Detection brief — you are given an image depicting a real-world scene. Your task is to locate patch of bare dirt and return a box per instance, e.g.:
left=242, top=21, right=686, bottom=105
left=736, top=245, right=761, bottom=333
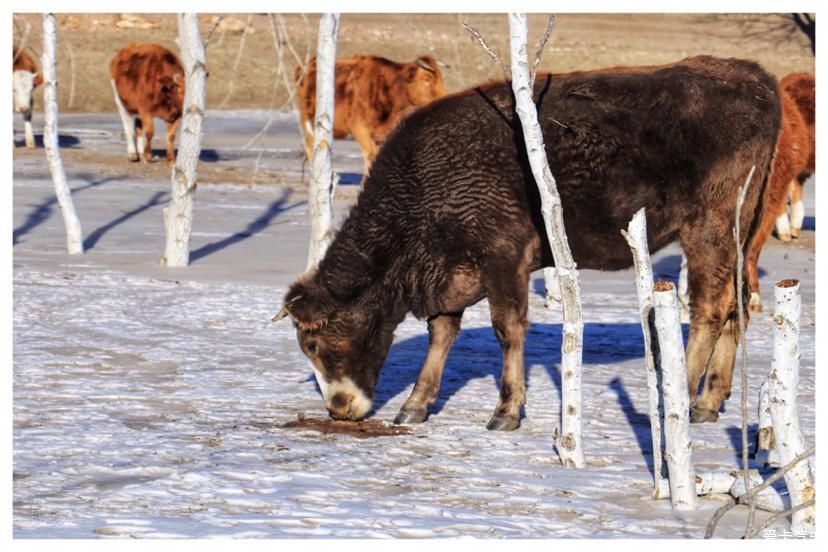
left=282, top=415, right=412, bottom=438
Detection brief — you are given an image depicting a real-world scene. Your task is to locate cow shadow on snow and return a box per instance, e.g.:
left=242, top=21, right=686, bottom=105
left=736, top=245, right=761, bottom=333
left=372, top=320, right=668, bottom=473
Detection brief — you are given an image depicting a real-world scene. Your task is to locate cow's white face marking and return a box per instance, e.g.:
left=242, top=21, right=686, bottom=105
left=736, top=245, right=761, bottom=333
left=13, top=70, right=35, bottom=113
left=308, top=361, right=330, bottom=399
left=327, top=376, right=372, bottom=420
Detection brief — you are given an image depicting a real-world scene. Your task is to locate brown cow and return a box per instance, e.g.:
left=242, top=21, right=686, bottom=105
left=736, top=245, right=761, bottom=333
left=109, top=43, right=185, bottom=164
left=296, top=54, right=445, bottom=177
left=778, top=73, right=815, bottom=240
left=13, top=46, right=43, bottom=149
left=274, top=56, right=780, bottom=429
left=747, top=72, right=814, bottom=311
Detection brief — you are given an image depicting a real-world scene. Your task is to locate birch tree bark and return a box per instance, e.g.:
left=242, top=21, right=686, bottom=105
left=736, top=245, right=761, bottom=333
left=653, top=281, right=697, bottom=510
left=621, top=208, right=665, bottom=493
left=508, top=13, right=584, bottom=468
left=768, top=279, right=815, bottom=534
left=162, top=13, right=207, bottom=267
left=306, top=13, right=340, bottom=270
left=41, top=13, right=84, bottom=254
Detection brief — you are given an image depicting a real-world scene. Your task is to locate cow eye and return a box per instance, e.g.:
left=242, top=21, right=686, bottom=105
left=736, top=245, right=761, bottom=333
left=306, top=342, right=318, bottom=355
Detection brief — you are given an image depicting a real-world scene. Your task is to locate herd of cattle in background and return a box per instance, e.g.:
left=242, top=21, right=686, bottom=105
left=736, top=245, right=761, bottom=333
left=12, top=34, right=815, bottom=427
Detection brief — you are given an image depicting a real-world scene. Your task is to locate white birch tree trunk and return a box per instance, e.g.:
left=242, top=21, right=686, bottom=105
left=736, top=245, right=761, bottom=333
left=677, top=252, right=690, bottom=323
left=655, top=469, right=760, bottom=499
left=306, top=13, right=340, bottom=271
left=621, top=208, right=665, bottom=493
left=653, top=282, right=696, bottom=510
left=161, top=13, right=207, bottom=267
left=768, top=279, right=815, bottom=534
left=41, top=13, right=83, bottom=255
left=508, top=13, right=584, bottom=468
left=755, top=380, right=779, bottom=468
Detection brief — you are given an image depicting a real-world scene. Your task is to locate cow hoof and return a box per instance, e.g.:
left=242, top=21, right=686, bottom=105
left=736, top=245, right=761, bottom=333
left=777, top=232, right=792, bottom=243
left=486, top=415, right=520, bottom=431
left=127, top=154, right=139, bottom=162
left=690, top=408, right=718, bottom=424
left=393, top=408, right=427, bottom=425
left=791, top=229, right=801, bottom=239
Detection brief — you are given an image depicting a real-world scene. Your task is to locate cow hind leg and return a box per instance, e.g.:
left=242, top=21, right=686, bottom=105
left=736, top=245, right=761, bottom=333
left=682, top=228, right=741, bottom=424
left=789, top=176, right=807, bottom=238
left=165, top=118, right=181, bottom=166
left=139, top=112, right=155, bottom=163
left=394, top=312, right=463, bottom=425
left=484, top=263, right=530, bottom=431
left=111, top=79, right=138, bottom=162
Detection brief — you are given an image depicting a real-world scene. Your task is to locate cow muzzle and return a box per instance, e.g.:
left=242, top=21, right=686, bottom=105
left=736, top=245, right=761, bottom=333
left=325, top=377, right=373, bottom=421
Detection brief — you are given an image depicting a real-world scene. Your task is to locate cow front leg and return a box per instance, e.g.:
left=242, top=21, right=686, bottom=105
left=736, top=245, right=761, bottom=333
left=394, top=312, right=463, bottom=425
left=485, top=272, right=529, bottom=431
left=22, top=110, right=35, bottom=149
left=165, top=117, right=181, bottom=166
left=682, top=228, right=741, bottom=423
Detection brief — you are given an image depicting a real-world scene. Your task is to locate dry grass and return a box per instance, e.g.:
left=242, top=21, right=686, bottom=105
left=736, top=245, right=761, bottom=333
left=13, top=13, right=814, bottom=114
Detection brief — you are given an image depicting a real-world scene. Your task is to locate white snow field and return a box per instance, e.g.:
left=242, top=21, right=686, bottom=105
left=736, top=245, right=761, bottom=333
left=13, top=112, right=815, bottom=539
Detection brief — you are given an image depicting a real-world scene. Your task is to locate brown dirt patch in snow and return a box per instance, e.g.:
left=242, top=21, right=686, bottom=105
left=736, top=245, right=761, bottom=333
left=283, top=415, right=411, bottom=438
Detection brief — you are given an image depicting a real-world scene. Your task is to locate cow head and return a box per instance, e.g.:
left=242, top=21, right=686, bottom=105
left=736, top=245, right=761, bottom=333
left=158, top=72, right=186, bottom=112
left=403, top=56, right=446, bottom=106
left=13, top=70, right=36, bottom=115
left=273, top=276, right=395, bottom=421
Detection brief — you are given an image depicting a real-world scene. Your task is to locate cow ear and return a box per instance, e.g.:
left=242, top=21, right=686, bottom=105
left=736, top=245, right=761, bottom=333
left=273, top=278, right=334, bottom=331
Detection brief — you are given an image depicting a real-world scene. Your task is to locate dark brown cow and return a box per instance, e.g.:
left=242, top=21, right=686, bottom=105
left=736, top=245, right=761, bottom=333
left=747, top=72, right=815, bottom=311
left=296, top=54, right=446, bottom=177
left=275, top=56, right=780, bottom=429
left=109, top=43, right=185, bottom=164
left=13, top=46, right=43, bottom=149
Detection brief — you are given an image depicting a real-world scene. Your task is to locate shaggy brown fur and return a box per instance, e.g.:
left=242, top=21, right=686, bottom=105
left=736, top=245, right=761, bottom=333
left=109, top=43, right=185, bottom=163
left=296, top=54, right=445, bottom=176
left=747, top=72, right=815, bottom=311
left=279, top=55, right=781, bottom=429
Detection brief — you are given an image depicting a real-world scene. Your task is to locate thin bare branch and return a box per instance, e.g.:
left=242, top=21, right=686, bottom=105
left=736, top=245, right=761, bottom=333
left=463, top=20, right=510, bottom=81
left=531, top=15, right=555, bottom=87
left=203, top=15, right=223, bottom=49
left=217, top=13, right=253, bottom=109
left=705, top=445, right=815, bottom=538
left=734, top=165, right=756, bottom=538
left=745, top=498, right=816, bottom=539
left=13, top=16, right=32, bottom=64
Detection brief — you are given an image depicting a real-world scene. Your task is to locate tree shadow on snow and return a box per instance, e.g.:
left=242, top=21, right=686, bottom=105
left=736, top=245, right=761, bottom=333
left=13, top=176, right=121, bottom=246
left=83, top=191, right=169, bottom=250
left=189, top=188, right=306, bottom=263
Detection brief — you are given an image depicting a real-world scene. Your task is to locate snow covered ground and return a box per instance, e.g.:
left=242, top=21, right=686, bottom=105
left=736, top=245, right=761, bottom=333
left=12, top=111, right=816, bottom=539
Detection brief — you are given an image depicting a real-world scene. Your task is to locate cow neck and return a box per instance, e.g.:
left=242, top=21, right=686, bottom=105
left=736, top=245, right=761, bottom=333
left=315, top=195, right=409, bottom=327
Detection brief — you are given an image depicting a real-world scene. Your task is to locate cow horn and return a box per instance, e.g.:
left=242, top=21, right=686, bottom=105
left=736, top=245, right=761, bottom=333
left=271, top=295, right=302, bottom=323
left=416, top=58, right=437, bottom=73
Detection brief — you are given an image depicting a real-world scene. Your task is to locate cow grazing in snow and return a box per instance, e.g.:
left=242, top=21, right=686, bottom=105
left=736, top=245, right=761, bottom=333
left=275, top=56, right=780, bottom=429
left=296, top=54, right=446, bottom=177
left=747, top=72, right=815, bottom=311
left=13, top=46, right=43, bottom=149
left=109, top=43, right=185, bottom=164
